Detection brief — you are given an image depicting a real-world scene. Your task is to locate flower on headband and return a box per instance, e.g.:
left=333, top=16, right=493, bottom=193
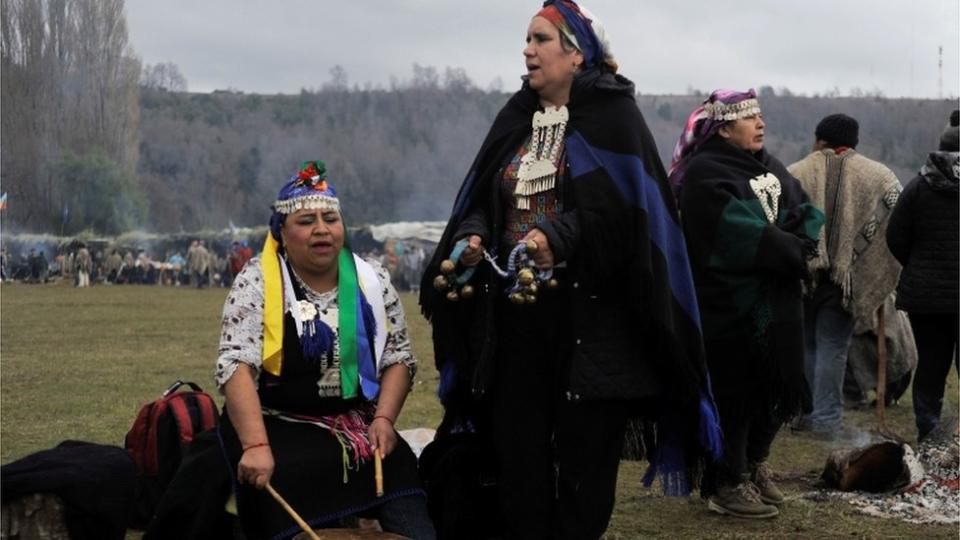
left=298, top=164, right=318, bottom=182
left=296, top=160, right=327, bottom=188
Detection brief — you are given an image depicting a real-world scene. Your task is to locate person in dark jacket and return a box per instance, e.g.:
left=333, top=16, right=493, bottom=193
left=886, top=109, right=960, bottom=441
left=670, top=89, right=823, bottom=519
left=420, top=2, right=721, bottom=538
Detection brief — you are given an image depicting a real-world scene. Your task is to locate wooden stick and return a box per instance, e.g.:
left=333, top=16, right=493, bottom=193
left=374, top=449, right=384, bottom=497
left=876, top=304, right=887, bottom=428
left=265, top=483, right=321, bottom=540
left=873, top=303, right=907, bottom=443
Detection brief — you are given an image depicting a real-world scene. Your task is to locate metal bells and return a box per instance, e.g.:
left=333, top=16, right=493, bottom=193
left=436, top=237, right=558, bottom=305
left=433, top=259, right=475, bottom=302
left=507, top=239, right=558, bottom=305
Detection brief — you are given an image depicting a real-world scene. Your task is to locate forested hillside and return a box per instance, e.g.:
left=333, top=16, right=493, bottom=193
left=3, top=1, right=955, bottom=235
left=136, top=84, right=955, bottom=231
left=136, top=74, right=509, bottom=231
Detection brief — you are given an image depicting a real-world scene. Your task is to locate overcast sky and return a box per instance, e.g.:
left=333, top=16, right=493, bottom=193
left=126, top=0, right=959, bottom=99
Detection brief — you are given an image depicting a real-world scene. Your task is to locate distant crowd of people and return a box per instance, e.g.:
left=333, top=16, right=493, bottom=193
left=1, top=247, right=51, bottom=283
left=0, top=239, right=258, bottom=289
left=1, top=238, right=436, bottom=294
left=368, top=239, right=431, bottom=293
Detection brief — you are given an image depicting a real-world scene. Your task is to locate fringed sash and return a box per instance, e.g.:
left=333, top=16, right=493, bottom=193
left=262, top=406, right=375, bottom=483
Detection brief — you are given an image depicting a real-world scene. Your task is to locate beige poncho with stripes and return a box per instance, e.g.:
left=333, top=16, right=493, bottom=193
left=788, top=149, right=902, bottom=331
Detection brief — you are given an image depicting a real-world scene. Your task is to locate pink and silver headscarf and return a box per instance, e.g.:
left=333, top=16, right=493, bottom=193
left=668, top=89, right=761, bottom=195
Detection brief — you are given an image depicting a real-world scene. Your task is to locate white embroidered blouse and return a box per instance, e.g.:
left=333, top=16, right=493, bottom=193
left=214, top=256, right=417, bottom=396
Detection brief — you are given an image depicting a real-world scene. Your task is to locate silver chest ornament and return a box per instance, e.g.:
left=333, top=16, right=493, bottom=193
left=749, top=173, right=782, bottom=223
left=515, top=106, right=569, bottom=210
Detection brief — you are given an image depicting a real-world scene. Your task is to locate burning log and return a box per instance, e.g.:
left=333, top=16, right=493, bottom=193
left=811, top=417, right=958, bottom=524
left=821, top=441, right=923, bottom=492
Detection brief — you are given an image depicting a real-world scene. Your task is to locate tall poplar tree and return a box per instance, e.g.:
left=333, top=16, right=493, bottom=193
left=1, top=0, right=142, bottom=233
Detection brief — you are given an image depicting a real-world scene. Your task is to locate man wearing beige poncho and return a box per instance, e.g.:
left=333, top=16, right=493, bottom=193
left=788, top=114, right=903, bottom=435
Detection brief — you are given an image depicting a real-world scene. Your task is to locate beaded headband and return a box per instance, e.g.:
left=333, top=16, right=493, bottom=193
left=703, top=98, right=762, bottom=122
left=668, top=88, right=760, bottom=195
left=271, top=161, right=340, bottom=215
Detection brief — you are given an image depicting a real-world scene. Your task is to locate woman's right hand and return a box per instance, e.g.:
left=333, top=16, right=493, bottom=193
left=237, top=445, right=275, bottom=489
left=459, top=235, right=484, bottom=266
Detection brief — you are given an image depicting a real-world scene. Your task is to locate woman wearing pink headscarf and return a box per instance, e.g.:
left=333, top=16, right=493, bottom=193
left=671, top=89, right=823, bottom=519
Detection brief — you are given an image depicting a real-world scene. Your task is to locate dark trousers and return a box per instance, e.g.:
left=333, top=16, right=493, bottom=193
left=492, top=294, right=628, bottom=540
left=713, top=393, right=781, bottom=486
left=909, top=312, right=959, bottom=440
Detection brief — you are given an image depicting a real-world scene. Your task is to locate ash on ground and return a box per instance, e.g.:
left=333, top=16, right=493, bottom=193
left=805, top=421, right=959, bottom=524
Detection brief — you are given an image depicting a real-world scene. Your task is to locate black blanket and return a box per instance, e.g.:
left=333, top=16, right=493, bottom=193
left=679, top=137, right=823, bottom=415
left=421, top=68, right=722, bottom=493
left=1, top=441, right=136, bottom=540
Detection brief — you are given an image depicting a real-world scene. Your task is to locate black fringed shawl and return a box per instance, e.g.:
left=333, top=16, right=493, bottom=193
left=679, top=137, right=824, bottom=416
left=420, top=69, right=723, bottom=493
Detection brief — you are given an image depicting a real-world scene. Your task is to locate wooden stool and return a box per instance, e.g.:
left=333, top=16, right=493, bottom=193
left=0, top=493, right=70, bottom=540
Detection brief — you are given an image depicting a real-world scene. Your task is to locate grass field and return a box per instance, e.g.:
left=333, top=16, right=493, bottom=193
left=1, top=281, right=957, bottom=539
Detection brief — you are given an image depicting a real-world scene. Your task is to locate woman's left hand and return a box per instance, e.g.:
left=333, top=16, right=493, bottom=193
left=368, top=416, right=398, bottom=458
left=522, top=229, right=554, bottom=269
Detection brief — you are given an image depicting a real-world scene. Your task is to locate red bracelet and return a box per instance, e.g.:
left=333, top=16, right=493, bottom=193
left=242, top=442, right=270, bottom=453
left=373, top=415, right=395, bottom=426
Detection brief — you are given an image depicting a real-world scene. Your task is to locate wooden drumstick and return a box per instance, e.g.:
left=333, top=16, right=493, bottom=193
left=375, top=448, right=384, bottom=497
left=265, top=483, right=321, bottom=540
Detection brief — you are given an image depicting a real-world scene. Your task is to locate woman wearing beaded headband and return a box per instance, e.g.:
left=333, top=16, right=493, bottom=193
left=146, top=161, right=435, bottom=540
left=420, top=2, right=722, bottom=538
left=669, top=90, right=823, bottom=519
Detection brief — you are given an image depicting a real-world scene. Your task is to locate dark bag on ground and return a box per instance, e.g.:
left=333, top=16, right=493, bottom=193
left=0, top=440, right=136, bottom=540
left=124, top=380, right=219, bottom=528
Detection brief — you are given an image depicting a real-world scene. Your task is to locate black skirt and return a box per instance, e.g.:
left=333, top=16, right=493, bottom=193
left=218, top=410, right=425, bottom=540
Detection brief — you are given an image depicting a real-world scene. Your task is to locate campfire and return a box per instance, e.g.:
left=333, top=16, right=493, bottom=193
left=809, top=419, right=959, bottom=524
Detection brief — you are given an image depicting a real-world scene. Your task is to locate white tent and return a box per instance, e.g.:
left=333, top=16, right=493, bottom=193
left=367, top=221, right=446, bottom=244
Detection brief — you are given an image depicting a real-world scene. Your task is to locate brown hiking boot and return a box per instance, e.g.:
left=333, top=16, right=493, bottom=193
left=707, top=481, right=779, bottom=519
left=750, top=461, right=785, bottom=505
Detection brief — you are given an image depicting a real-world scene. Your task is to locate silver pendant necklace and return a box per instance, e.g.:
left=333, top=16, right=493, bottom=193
left=515, top=105, right=568, bottom=210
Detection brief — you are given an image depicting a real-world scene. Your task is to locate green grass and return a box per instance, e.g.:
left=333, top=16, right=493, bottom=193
left=1, top=282, right=956, bottom=538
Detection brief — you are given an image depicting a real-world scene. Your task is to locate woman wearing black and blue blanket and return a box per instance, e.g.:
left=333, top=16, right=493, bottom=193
left=670, top=89, right=824, bottom=519
left=420, top=2, right=722, bottom=538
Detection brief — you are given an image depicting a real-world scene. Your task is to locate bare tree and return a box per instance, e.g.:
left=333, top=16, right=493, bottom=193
left=141, top=61, right=187, bottom=91
left=323, top=64, right=348, bottom=91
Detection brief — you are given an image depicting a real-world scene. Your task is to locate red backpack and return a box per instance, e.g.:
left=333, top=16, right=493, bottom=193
left=125, top=380, right=219, bottom=528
